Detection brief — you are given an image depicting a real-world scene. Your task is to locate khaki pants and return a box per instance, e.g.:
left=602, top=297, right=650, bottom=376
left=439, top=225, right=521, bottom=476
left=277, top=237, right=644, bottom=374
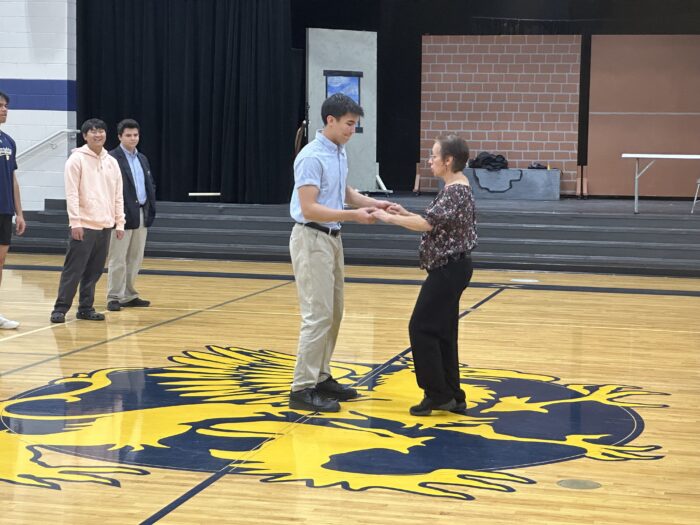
left=289, top=223, right=344, bottom=391
left=107, top=209, right=147, bottom=303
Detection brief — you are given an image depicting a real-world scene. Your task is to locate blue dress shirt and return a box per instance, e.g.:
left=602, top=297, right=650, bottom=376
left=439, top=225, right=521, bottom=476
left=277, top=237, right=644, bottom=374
left=120, top=144, right=147, bottom=205
left=289, top=130, right=347, bottom=229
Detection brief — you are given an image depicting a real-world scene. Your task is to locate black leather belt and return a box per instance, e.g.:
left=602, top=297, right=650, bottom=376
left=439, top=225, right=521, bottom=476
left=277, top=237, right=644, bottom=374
left=298, top=222, right=340, bottom=237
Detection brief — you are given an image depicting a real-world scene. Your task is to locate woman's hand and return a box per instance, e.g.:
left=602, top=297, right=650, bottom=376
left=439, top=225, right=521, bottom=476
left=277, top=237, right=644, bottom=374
left=387, top=203, right=410, bottom=216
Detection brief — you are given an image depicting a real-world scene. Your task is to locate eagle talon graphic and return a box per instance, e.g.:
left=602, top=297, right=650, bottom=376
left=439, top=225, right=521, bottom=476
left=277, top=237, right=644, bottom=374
left=568, top=438, right=663, bottom=461
left=0, top=345, right=666, bottom=498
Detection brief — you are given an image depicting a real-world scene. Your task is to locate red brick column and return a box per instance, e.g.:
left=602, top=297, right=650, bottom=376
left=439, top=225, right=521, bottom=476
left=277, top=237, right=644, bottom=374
left=419, top=35, right=581, bottom=194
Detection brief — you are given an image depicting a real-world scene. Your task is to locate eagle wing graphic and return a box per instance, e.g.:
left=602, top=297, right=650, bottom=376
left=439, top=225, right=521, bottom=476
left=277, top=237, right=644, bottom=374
left=151, top=345, right=374, bottom=404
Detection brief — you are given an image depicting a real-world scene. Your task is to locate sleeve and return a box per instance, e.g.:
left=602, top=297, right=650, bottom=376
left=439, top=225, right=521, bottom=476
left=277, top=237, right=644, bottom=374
left=143, top=156, right=156, bottom=193
left=10, top=137, right=18, bottom=172
left=293, top=156, right=323, bottom=190
left=423, top=191, right=455, bottom=228
left=64, top=154, right=82, bottom=228
left=113, top=160, right=125, bottom=230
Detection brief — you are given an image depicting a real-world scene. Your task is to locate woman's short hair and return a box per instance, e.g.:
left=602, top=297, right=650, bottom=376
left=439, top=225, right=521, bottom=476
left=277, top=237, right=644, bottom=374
left=436, top=134, right=470, bottom=172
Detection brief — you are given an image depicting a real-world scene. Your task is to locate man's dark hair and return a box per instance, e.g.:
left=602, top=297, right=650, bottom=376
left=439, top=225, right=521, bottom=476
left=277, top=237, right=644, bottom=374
left=81, top=118, right=108, bottom=135
left=117, top=118, right=140, bottom=136
left=0, top=90, right=9, bottom=104
left=321, top=93, right=364, bottom=125
left=436, top=134, right=470, bottom=173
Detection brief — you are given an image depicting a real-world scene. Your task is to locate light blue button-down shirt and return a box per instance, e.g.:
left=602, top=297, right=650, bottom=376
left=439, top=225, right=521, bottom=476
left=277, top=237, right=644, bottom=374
left=289, top=130, right=347, bottom=229
left=120, top=144, right=147, bottom=205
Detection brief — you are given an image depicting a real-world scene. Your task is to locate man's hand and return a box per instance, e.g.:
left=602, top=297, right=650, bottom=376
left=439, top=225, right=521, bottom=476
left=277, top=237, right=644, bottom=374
left=15, top=215, right=26, bottom=236
left=354, top=207, right=377, bottom=224
left=70, top=227, right=84, bottom=241
left=116, top=230, right=125, bottom=240
left=370, top=209, right=392, bottom=223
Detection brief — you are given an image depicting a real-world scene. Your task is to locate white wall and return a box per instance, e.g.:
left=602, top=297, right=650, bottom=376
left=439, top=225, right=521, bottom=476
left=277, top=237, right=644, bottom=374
left=0, top=0, right=77, bottom=211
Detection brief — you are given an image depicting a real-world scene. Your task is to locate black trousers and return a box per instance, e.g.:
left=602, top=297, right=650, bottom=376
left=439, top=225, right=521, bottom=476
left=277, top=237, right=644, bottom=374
left=409, top=256, right=473, bottom=404
left=53, top=228, right=111, bottom=313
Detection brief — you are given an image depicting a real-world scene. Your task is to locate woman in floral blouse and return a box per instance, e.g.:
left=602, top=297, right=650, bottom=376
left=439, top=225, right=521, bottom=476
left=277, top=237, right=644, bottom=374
left=372, top=134, right=477, bottom=416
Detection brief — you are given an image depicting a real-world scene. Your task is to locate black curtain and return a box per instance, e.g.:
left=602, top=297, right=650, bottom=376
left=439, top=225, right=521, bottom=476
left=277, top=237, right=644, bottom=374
left=77, top=0, right=295, bottom=204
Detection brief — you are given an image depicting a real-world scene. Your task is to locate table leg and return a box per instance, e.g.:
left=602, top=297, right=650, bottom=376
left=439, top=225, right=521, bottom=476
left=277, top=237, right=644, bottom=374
left=634, top=159, right=639, bottom=214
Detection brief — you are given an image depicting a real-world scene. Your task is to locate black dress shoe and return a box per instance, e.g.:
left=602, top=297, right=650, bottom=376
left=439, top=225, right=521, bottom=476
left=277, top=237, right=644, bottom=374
left=409, top=396, right=457, bottom=416
left=289, top=388, right=340, bottom=412
left=316, top=376, right=358, bottom=400
left=122, top=298, right=150, bottom=307
left=107, top=300, right=121, bottom=311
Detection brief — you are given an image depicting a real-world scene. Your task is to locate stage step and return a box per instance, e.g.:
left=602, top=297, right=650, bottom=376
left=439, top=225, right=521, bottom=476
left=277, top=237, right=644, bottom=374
left=13, top=198, right=700, bottom=276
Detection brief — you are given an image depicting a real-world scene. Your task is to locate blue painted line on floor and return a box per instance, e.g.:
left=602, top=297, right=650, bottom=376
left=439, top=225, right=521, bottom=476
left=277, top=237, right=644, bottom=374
left=6, top=264, right=700, bottom=298
left=139, top=465, right=234, bottom=524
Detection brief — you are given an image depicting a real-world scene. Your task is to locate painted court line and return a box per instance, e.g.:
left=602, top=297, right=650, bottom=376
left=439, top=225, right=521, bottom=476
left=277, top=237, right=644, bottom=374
left=0, top=282, right=292, bottom=378
left=5, top=263, right=700, bottom=297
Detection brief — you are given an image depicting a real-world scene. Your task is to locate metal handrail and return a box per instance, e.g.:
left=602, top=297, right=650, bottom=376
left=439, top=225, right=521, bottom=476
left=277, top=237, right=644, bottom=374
left=16, top=128, right=80, bottom=161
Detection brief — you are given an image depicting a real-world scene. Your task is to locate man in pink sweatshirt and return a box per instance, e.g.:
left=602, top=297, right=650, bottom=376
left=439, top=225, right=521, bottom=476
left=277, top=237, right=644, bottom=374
left=50, top=119, right=125, bottom=323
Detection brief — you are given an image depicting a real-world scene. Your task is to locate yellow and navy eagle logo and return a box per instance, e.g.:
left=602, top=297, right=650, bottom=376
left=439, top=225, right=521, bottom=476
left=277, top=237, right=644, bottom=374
left=0, top=346, right=666, bottom=499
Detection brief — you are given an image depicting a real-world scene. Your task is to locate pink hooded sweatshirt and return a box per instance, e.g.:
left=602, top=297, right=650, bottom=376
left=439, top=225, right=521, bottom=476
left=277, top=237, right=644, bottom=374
left=64, top=145, right=125, bottom=231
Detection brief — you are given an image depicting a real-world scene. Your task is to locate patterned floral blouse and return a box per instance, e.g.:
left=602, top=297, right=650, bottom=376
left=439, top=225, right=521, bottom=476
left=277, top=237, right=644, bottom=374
left=419, top=184, right=478, bottom=270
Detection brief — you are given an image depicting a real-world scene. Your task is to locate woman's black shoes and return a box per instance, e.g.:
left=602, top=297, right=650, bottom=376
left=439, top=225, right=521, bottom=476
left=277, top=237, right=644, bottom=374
left=410, top=396, right=458, bottom=416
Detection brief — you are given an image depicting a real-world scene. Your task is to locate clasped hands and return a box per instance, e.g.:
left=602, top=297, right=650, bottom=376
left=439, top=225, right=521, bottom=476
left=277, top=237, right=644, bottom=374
left=370, top=203, right=409, bottom=224
left=354, top=200, right=407, bottom=224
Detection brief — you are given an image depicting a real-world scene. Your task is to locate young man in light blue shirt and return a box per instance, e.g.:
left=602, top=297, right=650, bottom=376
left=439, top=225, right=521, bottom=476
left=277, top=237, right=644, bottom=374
left=289, top=93, right=392, bottom=412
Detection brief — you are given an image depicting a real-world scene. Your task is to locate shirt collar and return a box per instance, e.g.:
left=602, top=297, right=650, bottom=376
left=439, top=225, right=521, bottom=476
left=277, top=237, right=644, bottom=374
left=315, top=130, right=344, bottom=154
left=120, top=144, right=139, bottom=157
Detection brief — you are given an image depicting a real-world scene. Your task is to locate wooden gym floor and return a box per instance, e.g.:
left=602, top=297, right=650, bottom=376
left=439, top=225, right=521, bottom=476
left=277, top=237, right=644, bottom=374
left=0, top=253, right=699, bottom=524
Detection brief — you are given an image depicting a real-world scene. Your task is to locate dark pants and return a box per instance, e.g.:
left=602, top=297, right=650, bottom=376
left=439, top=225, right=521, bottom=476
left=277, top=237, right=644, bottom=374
left=409, top=256, right=473, bottom=404
left=53, top=228, right=111, bottom=314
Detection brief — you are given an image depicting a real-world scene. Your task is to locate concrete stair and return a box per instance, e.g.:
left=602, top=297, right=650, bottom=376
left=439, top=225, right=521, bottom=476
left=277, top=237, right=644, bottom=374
left=12, top=197, right=700, bottom=276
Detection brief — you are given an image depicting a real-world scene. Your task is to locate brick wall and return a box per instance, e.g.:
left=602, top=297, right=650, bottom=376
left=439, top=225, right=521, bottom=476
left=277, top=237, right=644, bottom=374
left=419, top=35, right=581, bottom=194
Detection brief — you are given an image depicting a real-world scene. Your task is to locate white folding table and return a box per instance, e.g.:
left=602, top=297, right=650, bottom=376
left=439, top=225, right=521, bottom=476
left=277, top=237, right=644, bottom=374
left=621, top=153, right=700, bottom=213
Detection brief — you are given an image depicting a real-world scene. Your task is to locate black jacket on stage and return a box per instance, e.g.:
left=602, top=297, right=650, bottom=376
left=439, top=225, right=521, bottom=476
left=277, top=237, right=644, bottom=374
left=109, top=146, right=156, bottom=229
